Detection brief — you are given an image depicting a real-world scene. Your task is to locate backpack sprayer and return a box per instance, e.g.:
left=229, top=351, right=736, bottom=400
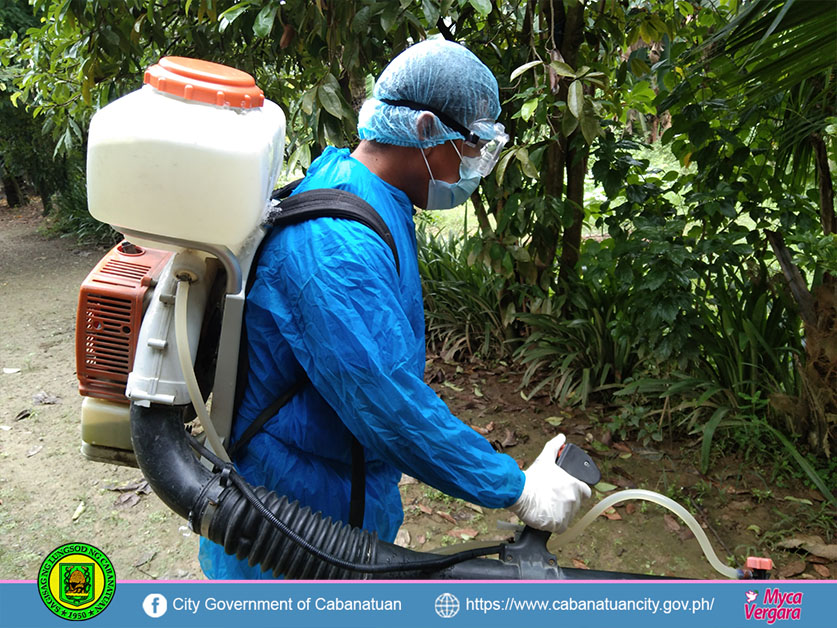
left=75, top=57, right=772, bottom=580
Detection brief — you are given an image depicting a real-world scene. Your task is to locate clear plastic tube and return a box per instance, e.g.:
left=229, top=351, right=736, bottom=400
left=555, top=489, right=739, bottom=579
left=174, top=279, right=230, bottom=463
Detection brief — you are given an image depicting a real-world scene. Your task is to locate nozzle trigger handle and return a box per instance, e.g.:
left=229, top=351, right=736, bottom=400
left=556, top=443, right=601, bottom=486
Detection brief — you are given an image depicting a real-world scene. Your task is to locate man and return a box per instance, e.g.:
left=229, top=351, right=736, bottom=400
left=199, top=39, right=589, bottom=579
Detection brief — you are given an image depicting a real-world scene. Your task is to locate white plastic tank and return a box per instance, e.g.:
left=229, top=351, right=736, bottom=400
left=87, top=57, right=286, bottom=250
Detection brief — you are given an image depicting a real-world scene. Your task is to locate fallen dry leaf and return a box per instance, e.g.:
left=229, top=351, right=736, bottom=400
left=416, top=534, right=426, bottom=545
left=612, top=475, right=636, bottom=489
left=398, top=474, right=418, bottom=486
left=613, top=442, right=632, bottom=454
left=450, top=528, right=479, bottom=540
left=134, top=551, right=156, bottom=568
left=26, top=444, right=43, bottom=457
left=778, top=560, right=806, bottom=579
left=418, top=504, right=432, bottom=515
left=812, top=564, right=830, bottom=578
left=14, top=409, right=31, bottom=421
left=678, top=528, right=696, bottom=541
left=625, top=503, right=636, bottom=515
left=663, top=514, right=681, bottom=533
left=436, top=510, right=457, bottom=524
left=602, top=508, right=622, bottom=521
left=394, top=529, right=411, bottom=547
left=115, top=493, right=140, bottom=508
left=500, top=428, right=517, bottom=448
left=778, top=535, right=837, bottom=561
left=571, top=558, right=589, bottom=570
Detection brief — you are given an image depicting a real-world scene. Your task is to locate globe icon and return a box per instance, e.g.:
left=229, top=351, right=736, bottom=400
left=435, top=592, right=460, bottom=618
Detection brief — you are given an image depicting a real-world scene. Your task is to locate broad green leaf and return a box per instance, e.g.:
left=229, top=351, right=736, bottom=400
left=520, top=97, right=538, bottom=121
left=422, top=0, right=440, bottom=25
left=318, top=83, right=344, bottom=118
left=639, top=21, right=657, bottom=44
left=783, top=496, right=813, bottom=505
left=254, top=5, right=277, bottom=37
left=515, top=146, right=539, bottom=179
left=510, top=60, right=541, bottom=81
left=550, top=61, right=575, bottom=77
left=301, top=88, right=317, bottom=115
left=677, top=0, right=694, bottom=17
left=595, top=482, right=618, bottom=492
left=630, top=57, right=651, bottom=76
left=562, top=110, right=578, bottom=137
left=544, top=416, right=564, bottom=427
left=495, top=149, right=514, bottom=185
left=469, top=0, right=492, bottom=16
left=568, top=80, right=583, bottom=118
left=351, top=5, right=372, bottom=33
left=380, top=4, right=398, bottom=32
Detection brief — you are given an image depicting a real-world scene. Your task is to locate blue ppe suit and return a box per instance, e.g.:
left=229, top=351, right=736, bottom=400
left=199, top=147, right=525, bottom=579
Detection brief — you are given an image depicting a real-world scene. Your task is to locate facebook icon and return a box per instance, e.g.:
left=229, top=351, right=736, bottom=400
left=142, top=593, right=168, bottom=618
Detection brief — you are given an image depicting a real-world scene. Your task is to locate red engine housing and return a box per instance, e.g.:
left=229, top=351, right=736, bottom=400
left=76, top=241, right=172, bottom=402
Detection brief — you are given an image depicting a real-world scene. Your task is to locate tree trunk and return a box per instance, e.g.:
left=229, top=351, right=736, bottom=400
left=559, top=137, right=587, bottom=284
left=1, top=169, right=25, bottom=208
left=555, top=1, right=586, bottom=283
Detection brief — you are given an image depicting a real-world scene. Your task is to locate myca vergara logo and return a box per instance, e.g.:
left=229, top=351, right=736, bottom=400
left=744, top=588, right=802, bottom=624
left=38, top=543, right=116, bottom=621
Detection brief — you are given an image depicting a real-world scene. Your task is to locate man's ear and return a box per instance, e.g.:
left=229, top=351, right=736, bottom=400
left=416, top=111, right=436, bottom=145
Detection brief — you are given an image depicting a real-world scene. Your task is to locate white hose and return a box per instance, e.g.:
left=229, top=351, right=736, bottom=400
left=555, top=489, right=739, bottom=579
left=174, top=279, right=230, bottom=463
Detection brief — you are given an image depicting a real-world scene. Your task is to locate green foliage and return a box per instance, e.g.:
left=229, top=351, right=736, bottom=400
left=42, top=164, right=119, bottom=245
left=0, top=0, right=67, bottom=211
left=3, top=0, right=835, bottom=484
left=418, top=225, right=510, bottom=362
left=514, top=268, right=641, bottom=408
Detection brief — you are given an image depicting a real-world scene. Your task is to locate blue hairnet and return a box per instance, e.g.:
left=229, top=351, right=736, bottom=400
left=357, top=39, right=501, bottom=148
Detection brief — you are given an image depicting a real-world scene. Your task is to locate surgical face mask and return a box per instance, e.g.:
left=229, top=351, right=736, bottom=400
left=420, top=143, right=481, bottom=210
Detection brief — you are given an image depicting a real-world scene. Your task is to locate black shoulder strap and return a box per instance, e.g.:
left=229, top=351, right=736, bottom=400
left=231, top=182, right=400, bottom=528
left=265, top=187, right=401, bottom=275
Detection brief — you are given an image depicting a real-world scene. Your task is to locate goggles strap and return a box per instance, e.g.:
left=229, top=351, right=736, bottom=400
left=380, top=98, right=479, bottom=144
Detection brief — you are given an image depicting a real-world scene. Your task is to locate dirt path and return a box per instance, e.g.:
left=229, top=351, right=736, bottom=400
left=0, top=200, right=833, bottom=582
left=0, top=201, right=201, bottom=580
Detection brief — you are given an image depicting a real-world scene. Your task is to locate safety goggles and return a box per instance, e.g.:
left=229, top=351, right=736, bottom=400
left=381, top=99, right=510, bottom=176
left=460, top=119, right=509, bottom=177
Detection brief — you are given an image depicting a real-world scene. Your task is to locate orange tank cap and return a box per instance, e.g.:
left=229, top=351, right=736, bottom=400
left=144, top=56, right=265, bottom=109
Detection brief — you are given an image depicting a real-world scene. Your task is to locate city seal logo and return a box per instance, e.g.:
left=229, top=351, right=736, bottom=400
left=38, top=543, right=116, bottom=621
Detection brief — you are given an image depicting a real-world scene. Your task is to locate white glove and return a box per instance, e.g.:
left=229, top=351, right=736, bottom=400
left=508, top=434, right=591, bottom=533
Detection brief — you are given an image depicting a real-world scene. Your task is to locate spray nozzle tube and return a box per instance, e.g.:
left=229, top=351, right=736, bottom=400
left=555, top=488, right=740, bottom=579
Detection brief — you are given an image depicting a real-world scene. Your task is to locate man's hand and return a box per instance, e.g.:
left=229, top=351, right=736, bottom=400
left=508, top=434, right=591, bottom=533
